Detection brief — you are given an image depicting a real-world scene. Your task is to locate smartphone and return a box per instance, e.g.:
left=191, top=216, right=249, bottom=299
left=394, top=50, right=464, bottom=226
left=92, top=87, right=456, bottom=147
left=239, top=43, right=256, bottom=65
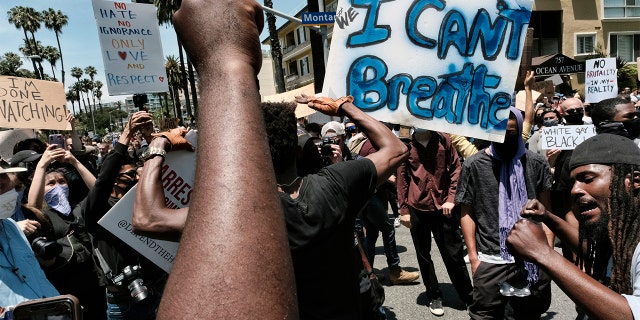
left=48, top=134, right=65, bottom=149
left=13, top=295, right=82, bottom=320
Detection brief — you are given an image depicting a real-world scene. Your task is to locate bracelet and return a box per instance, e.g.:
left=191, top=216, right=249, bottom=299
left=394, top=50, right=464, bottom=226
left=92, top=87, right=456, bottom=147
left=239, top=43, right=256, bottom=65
left=142, top=147, right=167, bottom=161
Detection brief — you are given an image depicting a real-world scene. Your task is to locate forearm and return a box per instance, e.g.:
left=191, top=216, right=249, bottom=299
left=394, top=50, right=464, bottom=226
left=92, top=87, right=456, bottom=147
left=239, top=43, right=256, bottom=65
left=460, top=206, right=478, bottom=260
left=536, top=251, right=633, bottom=320
left=158, top=63, right=297, bottom=317
left=27, top=166, right=47, bottom=208
left=450, top=134, right=478, bottom=159
left=71, top=159, right=96, bottom=190
left=342, top=103, right=407, bottom=185
left=544, top=211, right=580, bottom=252
left=133, top=156, right=187, bottom=241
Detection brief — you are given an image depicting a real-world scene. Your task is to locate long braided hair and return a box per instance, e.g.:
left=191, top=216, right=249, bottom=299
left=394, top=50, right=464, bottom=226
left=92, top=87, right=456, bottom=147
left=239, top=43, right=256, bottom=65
left=577, top=163, right=640, bottom=294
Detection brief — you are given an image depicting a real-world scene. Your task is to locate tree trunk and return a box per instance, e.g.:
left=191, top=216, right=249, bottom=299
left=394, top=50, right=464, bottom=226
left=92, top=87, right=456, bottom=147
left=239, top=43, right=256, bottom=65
left=164, top=92, right=171, bottom=117
left=29, top=31, right=45, bottom=79
left=23, top=29, right=39, bottom=78
left=265, top=0, right=285, bottom=93
left=55, top=32, right=65, bottom=85
left=177, top=38, right=193, bottom=123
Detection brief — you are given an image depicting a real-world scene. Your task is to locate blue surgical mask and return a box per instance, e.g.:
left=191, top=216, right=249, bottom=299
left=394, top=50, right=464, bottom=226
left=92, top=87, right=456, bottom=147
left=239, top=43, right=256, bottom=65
left=45, top=185, right=71, bottom=216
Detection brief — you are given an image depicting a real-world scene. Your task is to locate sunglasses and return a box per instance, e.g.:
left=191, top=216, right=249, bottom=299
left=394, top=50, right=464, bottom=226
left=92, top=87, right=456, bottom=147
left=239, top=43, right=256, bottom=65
left=565, top=108, right=583, bottom=115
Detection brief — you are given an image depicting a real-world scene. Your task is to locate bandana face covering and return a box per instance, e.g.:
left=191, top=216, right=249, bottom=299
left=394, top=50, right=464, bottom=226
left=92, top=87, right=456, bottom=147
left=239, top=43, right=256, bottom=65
left=0, top=189, right=18, bottom=219
left=45, top=184, right=71, bottom=216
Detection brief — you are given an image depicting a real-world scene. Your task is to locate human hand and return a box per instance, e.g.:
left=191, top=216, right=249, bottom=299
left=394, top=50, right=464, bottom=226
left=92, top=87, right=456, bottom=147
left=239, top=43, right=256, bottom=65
left=39, top=145, right=66, bottom=168
left=152, top=127, right=193, bottom=151
left=507, top=218, right=552, bottom=262
left=470, top=257, right=480, bottom=275
left=126, top=111, right=153, bottom=137
left=172, top=0, right=264, bottom=74
left=441, top=202, right=455, bottom=218
left=520, top=199, right=548, bottom=222
left=400, top=214, right=411, bottom=228
left=327, top=144, right=342, bottom=164
left=295, top=94, right=353, bottom=116
left=17, top=219, right=40, bottom=237
left=545, top=148, right=560, bottom=167
left=66, top=112, right=75, bottom=127
left=524, top=70, right=535, bottom=88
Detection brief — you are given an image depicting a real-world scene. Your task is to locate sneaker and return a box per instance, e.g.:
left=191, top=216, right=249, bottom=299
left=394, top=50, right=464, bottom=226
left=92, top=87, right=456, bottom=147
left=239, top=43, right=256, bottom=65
left=428, top=298, right=444, bottom=316
left=393, top=217, right=401, bottom=228
left=389, top=266, right=420, bottom=285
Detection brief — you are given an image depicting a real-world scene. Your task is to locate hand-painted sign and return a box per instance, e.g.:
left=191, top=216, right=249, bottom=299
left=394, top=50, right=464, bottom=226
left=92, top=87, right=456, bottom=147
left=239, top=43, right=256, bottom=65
left=585, top=58, right=618, bottom=103
left=322, top=0, right=534, bottom=142
left=92, top=0, right=169, bottom=95
left=301, top=12, right=337, bottom=25
left=540, top=124, right=596, bottom=150
left=0, top=76, right=70, bottom=130
left=99, top=130, right=197, bottom=272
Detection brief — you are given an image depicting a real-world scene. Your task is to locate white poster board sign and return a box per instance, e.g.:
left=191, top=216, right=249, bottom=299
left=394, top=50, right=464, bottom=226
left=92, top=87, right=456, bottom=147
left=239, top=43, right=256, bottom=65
left=585, top=58, right=618, bottom=103
left=322, top=0, right=534, bottom=142
left=92, top=0, right=169, bottom=95
left=540, top=124, right=596, bottom=150
left=98, top=131, right=197, bottom=272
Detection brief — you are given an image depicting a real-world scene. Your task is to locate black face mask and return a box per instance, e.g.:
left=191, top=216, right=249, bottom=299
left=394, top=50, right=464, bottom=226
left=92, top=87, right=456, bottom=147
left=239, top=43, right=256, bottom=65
left=622, top=118, right=640, bottom=140
left=108, top=196, right=120, bottom=207
left=564, top=109, right=584, bottom=124
left=493, top=135, right=519, bottom=159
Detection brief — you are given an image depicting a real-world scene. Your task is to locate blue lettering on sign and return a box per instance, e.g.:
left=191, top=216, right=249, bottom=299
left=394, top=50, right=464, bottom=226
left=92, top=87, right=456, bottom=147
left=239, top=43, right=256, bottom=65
left=347, top=0, right=391, bottom=47
left=347, top=56, right=511, bottom=129
left=406, top=0, right=445, bottom=49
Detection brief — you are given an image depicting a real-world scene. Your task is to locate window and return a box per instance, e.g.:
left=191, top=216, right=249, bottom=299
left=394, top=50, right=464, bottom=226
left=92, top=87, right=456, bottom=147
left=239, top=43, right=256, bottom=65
left=610, top=33, right=640, bottom=62
left=285, top=32, right=295, bottom=48
left=288, top=61, right=298, bottom=76
left=297, top=27, right=307, bottom=45
left=299, top=57, right=310, bottom=76
left=529, top=11, right=562, bottom=56
left=576, top=34, right=596, bottom=55
left=604, top=0, right=640, bottom=18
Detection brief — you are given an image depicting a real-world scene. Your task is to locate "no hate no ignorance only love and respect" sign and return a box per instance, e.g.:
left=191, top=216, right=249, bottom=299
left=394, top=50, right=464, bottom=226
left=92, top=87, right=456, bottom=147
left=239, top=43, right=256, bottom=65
left=323, top=0, right=533, bottom=143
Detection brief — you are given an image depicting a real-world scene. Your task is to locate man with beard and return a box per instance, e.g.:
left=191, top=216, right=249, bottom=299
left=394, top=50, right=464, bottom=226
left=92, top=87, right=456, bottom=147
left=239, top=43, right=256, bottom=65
left=507, top=133, right=640, bottom=319
left=456, top=107, right=554, bottom=319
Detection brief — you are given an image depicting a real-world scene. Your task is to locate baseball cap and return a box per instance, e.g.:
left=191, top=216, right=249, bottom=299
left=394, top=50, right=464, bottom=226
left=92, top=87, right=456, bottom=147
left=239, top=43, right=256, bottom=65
left=8, top=150, right=42, bottom=167
left=321, top=121, right=345, bottom=137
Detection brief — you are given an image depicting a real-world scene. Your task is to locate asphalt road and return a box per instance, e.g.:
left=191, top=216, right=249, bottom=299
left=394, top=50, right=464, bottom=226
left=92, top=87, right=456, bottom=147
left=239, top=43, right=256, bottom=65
left=370, top=217, right=576, bottom=319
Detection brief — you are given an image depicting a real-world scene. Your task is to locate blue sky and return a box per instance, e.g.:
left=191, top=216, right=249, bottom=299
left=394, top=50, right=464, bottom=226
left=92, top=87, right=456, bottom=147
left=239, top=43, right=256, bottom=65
left=0, top=0, right=305, bottom=104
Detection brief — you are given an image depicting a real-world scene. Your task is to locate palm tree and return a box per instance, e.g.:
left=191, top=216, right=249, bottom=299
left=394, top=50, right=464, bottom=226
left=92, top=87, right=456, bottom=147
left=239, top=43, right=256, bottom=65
left=8, top=6, right=40, bottom=78
left=155, top=1, right=194, bottom=123
left=41, top=45, right=60, bottom=81
left=42, top=8, right=68, bottom=85
left=66, top=89, right=78, bottom=115
left=165, top=55, right=183, bottom=122
left=80, top=78, right=94, bottom=114
left=18, top=38, right=47, bottom=79
left=94, top=80, right=104, bottom=110
left=70, top=67, right=84, bottom=113
left=264, top=0, right=285, bottom=93
left=84, top=66, right=98, bottom=111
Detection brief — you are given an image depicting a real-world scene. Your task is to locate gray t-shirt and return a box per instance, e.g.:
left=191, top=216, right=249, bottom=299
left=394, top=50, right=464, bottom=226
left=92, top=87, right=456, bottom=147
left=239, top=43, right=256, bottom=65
left=455, top=149, right=552, bottom=255
left=623, top=243, right=640, bottom=319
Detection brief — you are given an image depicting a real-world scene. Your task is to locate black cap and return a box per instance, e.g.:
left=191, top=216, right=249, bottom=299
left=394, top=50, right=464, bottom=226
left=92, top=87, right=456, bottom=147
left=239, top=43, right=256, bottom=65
left=8, top=150, right=42, bottom=167
left=570, top=133, right=640, bottom=170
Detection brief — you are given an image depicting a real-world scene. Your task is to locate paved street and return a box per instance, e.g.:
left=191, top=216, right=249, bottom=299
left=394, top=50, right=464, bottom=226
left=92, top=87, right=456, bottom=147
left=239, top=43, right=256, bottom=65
left=370, top=216, right=576, bottom=319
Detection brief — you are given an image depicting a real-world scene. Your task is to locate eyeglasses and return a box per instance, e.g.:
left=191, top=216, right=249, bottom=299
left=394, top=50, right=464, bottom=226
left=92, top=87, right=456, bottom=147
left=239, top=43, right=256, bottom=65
left=565, top=108, right=583, bottom=115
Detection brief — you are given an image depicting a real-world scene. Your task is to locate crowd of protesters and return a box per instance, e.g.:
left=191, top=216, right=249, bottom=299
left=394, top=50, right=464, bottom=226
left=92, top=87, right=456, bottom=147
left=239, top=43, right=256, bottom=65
left=1, top=0, right=640, bottom=319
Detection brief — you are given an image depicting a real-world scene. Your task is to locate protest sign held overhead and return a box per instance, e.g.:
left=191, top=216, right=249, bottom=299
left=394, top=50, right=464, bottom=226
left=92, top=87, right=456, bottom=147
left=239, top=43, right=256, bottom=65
left=322, top=0, right=534, bottom=142
left=0, top=76, right=70, bottom=130
left=540, top=124, right=596, bottom=150
left=99, top=130, right=197, bottom=272
left=585, top=58, right=618, bottom=103
left=92, top=0, right=169, bottom=95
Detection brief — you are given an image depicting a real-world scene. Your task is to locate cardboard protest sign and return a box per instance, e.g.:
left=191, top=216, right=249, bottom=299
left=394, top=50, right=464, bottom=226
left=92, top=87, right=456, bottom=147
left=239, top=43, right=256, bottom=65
left=98, top=131, right=197, bottom=272
left=322, top=0, right=534, bottom=142
left=0, top=76, right=70, bottom=130
left=585, top=58, right=618, bottom=103
left=92, top=0, right=169, bottom=95
left=540, top=124, right=596, bottom=150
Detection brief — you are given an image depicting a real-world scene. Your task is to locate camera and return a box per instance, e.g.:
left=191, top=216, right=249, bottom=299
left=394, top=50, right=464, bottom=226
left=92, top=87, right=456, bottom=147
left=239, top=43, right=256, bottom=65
left=320, top=136, right=339, bottom=156
left=112, top=265, right=148, bottom=303
left=31, top=237, right=63, bottom=260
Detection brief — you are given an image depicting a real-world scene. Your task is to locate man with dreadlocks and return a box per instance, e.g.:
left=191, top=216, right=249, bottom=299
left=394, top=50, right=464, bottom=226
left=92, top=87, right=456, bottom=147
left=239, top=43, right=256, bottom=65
left=507, top=133, right=640, bottom=319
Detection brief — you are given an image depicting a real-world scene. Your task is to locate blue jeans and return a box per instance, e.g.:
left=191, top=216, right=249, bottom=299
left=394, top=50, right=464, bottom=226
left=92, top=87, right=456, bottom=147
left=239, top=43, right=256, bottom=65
left=362, top=194, right=400, bottom=268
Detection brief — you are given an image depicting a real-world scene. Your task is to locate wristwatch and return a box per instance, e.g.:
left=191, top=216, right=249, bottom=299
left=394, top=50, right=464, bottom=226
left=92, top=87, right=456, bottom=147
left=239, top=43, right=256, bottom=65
left=141, top=147, right=167, bottom=161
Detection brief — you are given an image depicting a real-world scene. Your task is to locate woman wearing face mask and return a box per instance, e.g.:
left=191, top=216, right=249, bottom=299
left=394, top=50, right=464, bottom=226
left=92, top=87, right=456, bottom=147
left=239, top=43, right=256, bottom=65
left=527, top=108, right=563, bottom=157
left=25, top=146, right=106, bottom=319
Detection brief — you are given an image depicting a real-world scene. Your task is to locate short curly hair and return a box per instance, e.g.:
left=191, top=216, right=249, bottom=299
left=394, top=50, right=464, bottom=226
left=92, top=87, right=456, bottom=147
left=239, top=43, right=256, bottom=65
left=261, top=101, right=297, bottom=175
